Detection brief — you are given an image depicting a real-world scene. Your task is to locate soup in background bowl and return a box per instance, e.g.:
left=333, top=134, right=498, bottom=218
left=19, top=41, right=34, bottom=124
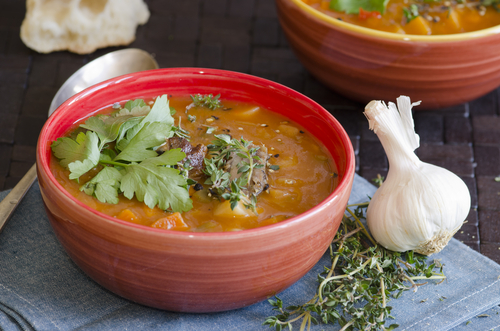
left=276, top=0, right=500, bottom=109
left=36, top=68, right=355, bottom=312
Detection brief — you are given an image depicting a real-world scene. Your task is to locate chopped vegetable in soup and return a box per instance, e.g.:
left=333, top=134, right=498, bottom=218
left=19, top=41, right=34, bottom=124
left=303, top=0, right=500, bottom=35
left=50, top=94, right=337, bottom=232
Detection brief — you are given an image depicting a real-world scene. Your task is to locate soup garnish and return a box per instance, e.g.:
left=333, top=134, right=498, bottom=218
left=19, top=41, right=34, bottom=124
left=304, top=0, right=500, bottom=35
left=51, top=94, right=337, bottom=232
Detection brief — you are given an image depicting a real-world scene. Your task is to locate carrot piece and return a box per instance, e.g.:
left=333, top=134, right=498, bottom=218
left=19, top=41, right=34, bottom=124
left=151, top=212, right=189, bottom=231
left=117, top=209, right=138, bottom=222
left=443, top=9, right=462, bottom=33
left=405, top=16, right=431, bottom=35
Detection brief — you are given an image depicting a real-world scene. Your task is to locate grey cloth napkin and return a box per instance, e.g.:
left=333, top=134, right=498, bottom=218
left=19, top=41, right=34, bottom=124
left=1, top=174, right=499, bottom=331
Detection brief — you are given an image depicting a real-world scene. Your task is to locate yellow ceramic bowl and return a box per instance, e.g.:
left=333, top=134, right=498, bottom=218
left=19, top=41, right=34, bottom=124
left=276, top=0, right=500, bottom=109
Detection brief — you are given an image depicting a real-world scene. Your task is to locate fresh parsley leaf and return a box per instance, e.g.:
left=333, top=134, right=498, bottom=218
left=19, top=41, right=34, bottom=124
left=114, top=122, right=172, bottom=162
left=330, top=0, right=389, bottom=14
left=117, top=95, right=174, bottom=150
left=52, top=95, right=196, bottom=213
left=80, top=115, right=131, bottom=149
left=143, top=95, right=175, bottom=126
left=123, top=99, right=148, bottom=111
left=120, top=149, right=192, bottom=212
left=80, top=166, right=122, bottom=204
left=115, top=116, right=144, bottom=152
left=51, top=131, right=101, bottom=180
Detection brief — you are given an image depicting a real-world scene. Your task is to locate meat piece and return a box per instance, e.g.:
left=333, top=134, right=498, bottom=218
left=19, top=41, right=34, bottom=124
left=157, top=137, right=208, bottom=180
left=224, top=144, right=269, bottom=196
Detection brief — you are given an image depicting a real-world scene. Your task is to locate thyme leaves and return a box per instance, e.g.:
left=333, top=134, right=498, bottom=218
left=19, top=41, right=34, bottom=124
left=191, top=93, right=222, bottom=110
left=264, top=203, right=446, bottom=331
left=203, top=134, right=263, bottom=213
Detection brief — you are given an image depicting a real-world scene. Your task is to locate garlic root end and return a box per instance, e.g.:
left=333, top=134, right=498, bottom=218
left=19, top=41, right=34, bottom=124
left=415, top=227, right=460, bottom=256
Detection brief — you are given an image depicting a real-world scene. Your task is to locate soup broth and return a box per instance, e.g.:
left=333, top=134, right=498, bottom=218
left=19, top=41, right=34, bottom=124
left=304, top=0, right=500, bottom=35
left=50, top=95, right=338, bottom=232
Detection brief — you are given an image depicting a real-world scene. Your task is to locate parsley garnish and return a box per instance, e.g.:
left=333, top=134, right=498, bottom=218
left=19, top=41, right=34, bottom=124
left=264, top=202, right=446, bottom=331
left=51, top=95, right=193, bottom=212
left=330, top=0, right=389, bottom=14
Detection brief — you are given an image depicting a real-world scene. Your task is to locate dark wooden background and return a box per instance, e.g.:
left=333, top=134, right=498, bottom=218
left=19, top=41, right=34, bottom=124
left=1, top=0, right=499, bottom=263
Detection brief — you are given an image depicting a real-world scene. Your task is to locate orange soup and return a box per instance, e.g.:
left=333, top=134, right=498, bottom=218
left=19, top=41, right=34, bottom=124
left=50, top=94, right=337, bottom=232
left=303, top=0, right=500, bottom=35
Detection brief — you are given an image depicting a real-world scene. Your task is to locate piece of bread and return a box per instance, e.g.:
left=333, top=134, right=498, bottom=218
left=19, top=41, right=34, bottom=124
left=20, top=0, right=150, bottom=54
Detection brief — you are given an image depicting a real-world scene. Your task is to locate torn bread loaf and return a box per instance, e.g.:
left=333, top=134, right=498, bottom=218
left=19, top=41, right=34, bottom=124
left=20, top=0, right=150, bottom=54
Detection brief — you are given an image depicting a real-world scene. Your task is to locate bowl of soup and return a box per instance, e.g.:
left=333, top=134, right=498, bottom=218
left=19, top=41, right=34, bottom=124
left=276, top=0, right=500, bottom=109
left=36, top=68, right=355, bottom=312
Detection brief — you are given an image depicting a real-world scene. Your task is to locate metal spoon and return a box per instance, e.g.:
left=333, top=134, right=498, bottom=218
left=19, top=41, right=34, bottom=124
left=0, top=48, right=159, bottom=233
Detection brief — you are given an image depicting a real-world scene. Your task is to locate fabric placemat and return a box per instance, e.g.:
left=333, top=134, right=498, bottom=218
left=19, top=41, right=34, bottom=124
left=1, top=174, right=499, bottom=331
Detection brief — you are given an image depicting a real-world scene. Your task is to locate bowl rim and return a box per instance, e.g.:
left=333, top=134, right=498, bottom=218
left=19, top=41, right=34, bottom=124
left=286, top=0, right=500, bottom=42
left=37, top=67, right=355, bottom=239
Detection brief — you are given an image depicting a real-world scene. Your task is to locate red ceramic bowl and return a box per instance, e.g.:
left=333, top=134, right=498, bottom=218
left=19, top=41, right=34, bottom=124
left=36, top=68, right=355, bottom=312
left=276, top=0, right=500, bottom=109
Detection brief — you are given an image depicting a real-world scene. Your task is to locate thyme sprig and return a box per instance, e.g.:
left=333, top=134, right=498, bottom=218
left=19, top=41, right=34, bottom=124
left=264, top=202, right=446, bottom=331
left=191, top=93, right=222, bottom=110
left=172, top=116, right=191, bottom=140
left=203, top=134, right=263, bottom=212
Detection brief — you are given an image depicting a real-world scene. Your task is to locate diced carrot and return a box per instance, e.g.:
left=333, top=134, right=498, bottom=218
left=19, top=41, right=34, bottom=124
left=151, top=212, right=189, bottom=231
left=405, top=16, right=431, bottom=35
left=358, top=8, right=381, bottom=20
left=443, top=9, right=462, bottom=33
left=117, top=209, right=138, bottom=222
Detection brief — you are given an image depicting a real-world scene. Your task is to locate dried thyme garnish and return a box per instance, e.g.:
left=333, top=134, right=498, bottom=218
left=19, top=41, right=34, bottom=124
left=264, top=202, right=446, bottom=331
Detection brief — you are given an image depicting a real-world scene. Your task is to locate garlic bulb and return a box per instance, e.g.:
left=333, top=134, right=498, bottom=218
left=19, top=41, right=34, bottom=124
left=364, top=96, right=470, bottom=255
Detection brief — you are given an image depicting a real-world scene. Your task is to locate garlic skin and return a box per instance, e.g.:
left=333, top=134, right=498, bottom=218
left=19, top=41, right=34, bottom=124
left=364, top=96, right=471, bottom=255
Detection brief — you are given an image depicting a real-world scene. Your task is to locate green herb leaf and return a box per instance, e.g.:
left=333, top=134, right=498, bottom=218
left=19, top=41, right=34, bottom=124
left=114, top=122, right=171, bottom=162
left=80, top=166, right=122, bottom=204
left=264, top=202, right=446, bottom=330
left=51, top=95, right=196, bottom=212
left=80, top=115, right=132, bottom=148
left=52, top=131, right=101, bottom=180
left=330, top=0, right=389, bottom=14
left=123, top=99, right=148, bottom=111
left=117, top=95, right=174, bottom=151
left=403, top=4, right=420, bottom=22
left=191, top=93, right=222, bottom=110
left=120, top=150, right=192, bottom=212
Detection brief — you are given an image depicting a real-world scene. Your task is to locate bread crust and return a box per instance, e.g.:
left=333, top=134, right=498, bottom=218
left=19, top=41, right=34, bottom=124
left=20, top=0, right=150, bottom=54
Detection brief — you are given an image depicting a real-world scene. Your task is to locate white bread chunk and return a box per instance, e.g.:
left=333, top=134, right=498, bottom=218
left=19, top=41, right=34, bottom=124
left=20, top=0, right=150, bottom=54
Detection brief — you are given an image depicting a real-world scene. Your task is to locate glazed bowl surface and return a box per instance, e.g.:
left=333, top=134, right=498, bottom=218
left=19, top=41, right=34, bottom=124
left=276, top=0, right=500, bottom=109
left=36, top=68, right=355, bottom=313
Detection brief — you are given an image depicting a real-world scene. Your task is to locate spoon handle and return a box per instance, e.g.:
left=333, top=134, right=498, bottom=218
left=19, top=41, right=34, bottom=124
left=0, top=163, right=36, bottom=233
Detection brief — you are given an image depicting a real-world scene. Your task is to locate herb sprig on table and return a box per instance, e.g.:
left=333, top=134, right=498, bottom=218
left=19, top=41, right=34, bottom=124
left=264, top=202, right=446, bottom=331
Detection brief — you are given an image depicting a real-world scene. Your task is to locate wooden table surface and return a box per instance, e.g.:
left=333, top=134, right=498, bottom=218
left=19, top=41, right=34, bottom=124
left=1, top=0, right=499, bottom=263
